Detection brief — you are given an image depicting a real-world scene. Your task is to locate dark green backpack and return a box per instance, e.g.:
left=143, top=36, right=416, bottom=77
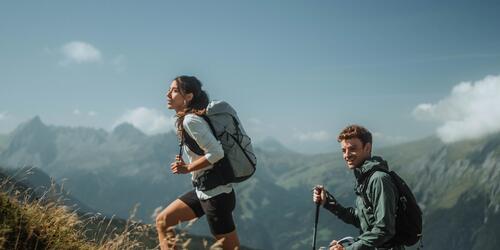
left=361, top=167, right=423, bottom=247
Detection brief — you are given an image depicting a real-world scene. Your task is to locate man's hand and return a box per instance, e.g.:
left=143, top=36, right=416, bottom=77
left=329, top=240, right=345, bottom=250
left=313, top=185, right=327, bottom=205
left=171, top=155, right=190, bottom=174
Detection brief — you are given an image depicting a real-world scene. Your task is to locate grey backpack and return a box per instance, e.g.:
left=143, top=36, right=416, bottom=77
left=182, top=100, right=257, bottom=190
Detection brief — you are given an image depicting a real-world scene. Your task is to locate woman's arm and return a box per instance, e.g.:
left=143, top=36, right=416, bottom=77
left=171, top=154, right=212, bottom=174
left=172, top=114, right=224, bottom=174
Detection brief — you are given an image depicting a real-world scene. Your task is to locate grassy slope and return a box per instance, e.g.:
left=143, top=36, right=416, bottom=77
left=0, top=190, right=95, bottom=249
left=0, top=167, right=256, bottom=250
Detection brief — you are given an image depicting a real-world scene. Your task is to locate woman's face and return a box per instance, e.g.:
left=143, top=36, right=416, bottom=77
left=166, top=80, right=189, bottom=113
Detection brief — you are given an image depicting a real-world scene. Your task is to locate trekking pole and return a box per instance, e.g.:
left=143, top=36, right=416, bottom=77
left=312, top=187, right=321, bottom=250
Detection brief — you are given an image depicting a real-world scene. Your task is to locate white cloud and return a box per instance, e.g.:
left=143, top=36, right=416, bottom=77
left=73, top=109, right=81, bottom=115
left=413, top=74, right=500, bottom=143
left=293, top=130, right=333, bottom=142
left=88, top=111, right=97, bottom=117
left=60, top=41, right=102, bottom=64
left=0, top=112, right=7, bottom=120
left=114, top=107, right=174, bottom=135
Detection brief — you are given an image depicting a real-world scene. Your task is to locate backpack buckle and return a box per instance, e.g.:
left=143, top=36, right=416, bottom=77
left=400, top=196, right=408, bottom=210
left=192, top=179, right=200, bottom=188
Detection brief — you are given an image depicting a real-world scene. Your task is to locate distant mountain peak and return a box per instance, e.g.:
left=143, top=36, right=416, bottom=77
left=22, top=115, right=45, bottom=128
left=112, top=122, right=146, bottom=139
left=11, top=116, right=49, bottom=137
left=30, top=115, right=43, bottom=123
left=3, top=116, right=57, bottom=166
left=256, top=137, right=294, bottom=153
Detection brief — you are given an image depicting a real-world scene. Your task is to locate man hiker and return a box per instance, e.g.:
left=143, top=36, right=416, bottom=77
left=313, top=124, right=403, bottom=250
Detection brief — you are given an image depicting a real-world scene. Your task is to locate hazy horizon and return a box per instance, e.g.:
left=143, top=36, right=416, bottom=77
left=0, top=114, right=446, bottom=157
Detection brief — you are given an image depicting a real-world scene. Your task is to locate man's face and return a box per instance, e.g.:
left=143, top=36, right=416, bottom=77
left=340, top=138, right=371, bottom=169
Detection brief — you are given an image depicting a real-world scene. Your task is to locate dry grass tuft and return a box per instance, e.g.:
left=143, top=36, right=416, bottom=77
left=1, top=167, right=245, bottom=249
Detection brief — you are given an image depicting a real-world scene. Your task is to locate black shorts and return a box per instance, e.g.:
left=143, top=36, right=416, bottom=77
left=178, top=189, right=236, bottom=235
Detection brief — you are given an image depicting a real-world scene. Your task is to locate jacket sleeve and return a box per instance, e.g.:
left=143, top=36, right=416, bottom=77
left=183, top=115, right=224, bottom=164
left=347, top=173, right=398, bottom=250
left=323, top=197, right=360, bottom=228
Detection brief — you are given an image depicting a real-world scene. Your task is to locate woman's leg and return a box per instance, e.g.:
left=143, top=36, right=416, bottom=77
left=215, top=229, right=240, bottom=250
left=156, top=199, right=198, bottom=250
left=201, top=191, right=239, bottom=250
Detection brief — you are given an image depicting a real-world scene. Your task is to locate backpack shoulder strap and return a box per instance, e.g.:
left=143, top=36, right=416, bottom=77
left=181, top=130, right=204, bottom=156
left=361, top=170, right=375, bottom=210
left=180, top=115, right=207, bottom=156
left=361, top=167, right=390, bottom=210
left=200, top=115, right=217, bottom=136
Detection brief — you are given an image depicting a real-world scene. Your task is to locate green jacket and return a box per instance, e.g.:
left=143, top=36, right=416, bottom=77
left=324, top=156, right=403, bottom=250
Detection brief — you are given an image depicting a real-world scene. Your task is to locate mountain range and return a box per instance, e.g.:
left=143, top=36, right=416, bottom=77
left=1, top=116, right=499, bottom=249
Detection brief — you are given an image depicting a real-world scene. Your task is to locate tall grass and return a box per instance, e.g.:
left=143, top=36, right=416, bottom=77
left=0, top=168, right=227, bottom=250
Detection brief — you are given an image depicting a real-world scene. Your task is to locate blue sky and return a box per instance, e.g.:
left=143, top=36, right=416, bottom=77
left=1, top=1, right=500, bottom=153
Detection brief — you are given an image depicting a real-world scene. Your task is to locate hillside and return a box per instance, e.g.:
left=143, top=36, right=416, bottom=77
left=0, top=167, right=125, bottom=249
left=1, top=117, right=500, bottom=249
left=0, top=167, right=255, bottom=250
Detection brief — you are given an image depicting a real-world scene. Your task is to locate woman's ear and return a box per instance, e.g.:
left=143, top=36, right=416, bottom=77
left=185, top=93, right=194, bottom=103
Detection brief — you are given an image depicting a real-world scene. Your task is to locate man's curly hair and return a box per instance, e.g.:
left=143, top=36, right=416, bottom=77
left=337, top=124, right=372, bottom=146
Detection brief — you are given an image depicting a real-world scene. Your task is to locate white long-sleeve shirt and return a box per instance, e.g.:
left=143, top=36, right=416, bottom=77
left=182, top=113, right=233, bottom=200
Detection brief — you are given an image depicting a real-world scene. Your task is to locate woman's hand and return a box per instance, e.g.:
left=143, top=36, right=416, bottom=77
left=171, top=155, right=190, bottom=174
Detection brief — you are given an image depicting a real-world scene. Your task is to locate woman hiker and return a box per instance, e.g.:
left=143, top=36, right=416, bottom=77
left=156, top=75, right=240, bottom=250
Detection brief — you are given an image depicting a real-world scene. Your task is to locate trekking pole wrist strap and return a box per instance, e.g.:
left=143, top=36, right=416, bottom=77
left=322, top=190, right=345, bottom=215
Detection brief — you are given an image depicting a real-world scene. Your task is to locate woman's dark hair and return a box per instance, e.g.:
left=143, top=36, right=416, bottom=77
left=174, top=75, right=210, bottom=136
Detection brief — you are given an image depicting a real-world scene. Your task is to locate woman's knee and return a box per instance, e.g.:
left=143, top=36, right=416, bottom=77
left=156, top=211, right=173, bottom=231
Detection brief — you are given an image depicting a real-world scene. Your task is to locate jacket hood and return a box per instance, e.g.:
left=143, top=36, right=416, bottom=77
left=354, top=156, right=389, bottom=183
